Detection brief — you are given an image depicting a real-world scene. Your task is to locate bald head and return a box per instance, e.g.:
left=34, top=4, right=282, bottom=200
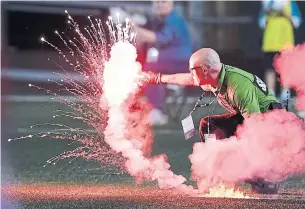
left=189, top=48, right=222, bottom=88
left=189, top=48, right=222, bottom=70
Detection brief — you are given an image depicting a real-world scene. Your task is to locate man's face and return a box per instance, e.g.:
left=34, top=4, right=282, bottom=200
left=190, top=65, right=216, bottom=92
left=152, top=0, right=173, bottom=17
left=190, top=67, right=205, bottom=86
left=190, top=63, right=213, bottom=86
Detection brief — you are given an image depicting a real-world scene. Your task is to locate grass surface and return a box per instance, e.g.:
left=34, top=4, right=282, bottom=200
left=1, top=100, right=304, bottom=187
left=2, top=100, right=203, bottom=185
left=2, top=100, right=305, bottom=209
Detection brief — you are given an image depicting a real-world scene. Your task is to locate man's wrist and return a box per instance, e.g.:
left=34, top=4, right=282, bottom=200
left=159, top=73, right=165, bottom=84
left=156, top=73, right=161, bottom=84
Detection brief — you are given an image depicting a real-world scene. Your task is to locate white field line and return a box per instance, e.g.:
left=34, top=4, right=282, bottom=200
left=15, top=127, right=184, bottom=135
left=1, top=95, right=214, bottom=104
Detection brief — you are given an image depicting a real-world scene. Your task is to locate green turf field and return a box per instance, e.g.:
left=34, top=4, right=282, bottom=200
left=2, top=100, right=215, bottom=185
left=1, top=99, right=304, bottom=187
left=2, top=99, right=305, bottom=209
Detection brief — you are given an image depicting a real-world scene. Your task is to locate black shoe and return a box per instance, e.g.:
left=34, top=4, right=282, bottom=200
left=245, top=179, right=279, bottom=194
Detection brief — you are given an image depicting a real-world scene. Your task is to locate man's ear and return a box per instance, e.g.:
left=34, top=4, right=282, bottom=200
left=201, top=65, right=209, bottom=75
left=203, top=64, right=213, bottom=75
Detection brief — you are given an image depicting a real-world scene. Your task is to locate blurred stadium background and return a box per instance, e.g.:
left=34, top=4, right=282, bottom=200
left=1, top=1, right=305, bottom=208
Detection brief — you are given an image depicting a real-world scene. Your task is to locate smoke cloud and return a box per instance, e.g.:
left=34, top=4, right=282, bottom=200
left=189, top=43, right=305, bottom=192
left=102, top=41, right=194, bottom=193
left=274, top=43, right=305, bottom=110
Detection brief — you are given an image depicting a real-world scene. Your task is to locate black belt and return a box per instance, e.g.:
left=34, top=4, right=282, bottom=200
left=268, top=102, right=284, bottom=110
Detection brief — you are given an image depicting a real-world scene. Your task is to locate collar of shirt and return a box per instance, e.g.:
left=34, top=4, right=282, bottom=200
left=216, top=64, right=226, bottom=92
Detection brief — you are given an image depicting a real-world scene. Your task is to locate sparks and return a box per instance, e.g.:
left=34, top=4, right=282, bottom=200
left=10, top=11, right=252, bottom=198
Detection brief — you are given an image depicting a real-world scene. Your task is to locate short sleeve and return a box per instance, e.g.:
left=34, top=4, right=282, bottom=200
left=232, top=81, right=261, bottom=118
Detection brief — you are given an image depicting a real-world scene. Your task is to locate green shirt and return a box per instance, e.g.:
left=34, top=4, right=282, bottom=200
left=215, top=64, right=279, bottom=118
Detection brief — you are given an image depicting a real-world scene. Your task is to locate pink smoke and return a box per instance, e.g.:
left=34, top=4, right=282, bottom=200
left=189, top=43, right=305, bottom=192
left=274, top=43, right=305, bottom=110
left=102, top=41, right=195, bottom=193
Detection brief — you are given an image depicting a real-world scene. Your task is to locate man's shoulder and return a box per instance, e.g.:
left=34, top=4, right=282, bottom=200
left=224, top=65, right=254, bottom=85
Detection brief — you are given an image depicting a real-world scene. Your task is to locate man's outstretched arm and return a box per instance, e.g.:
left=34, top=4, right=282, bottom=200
left=140, top=71, right=195, bottom=86
left=161, top=73, right=195, bottom=86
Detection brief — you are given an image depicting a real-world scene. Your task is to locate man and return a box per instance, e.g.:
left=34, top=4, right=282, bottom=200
left=140, top=48, right=283, bottom=194
left=258, top=0, right=302, bottom=102
left=134, top=0, right=193, bottom=125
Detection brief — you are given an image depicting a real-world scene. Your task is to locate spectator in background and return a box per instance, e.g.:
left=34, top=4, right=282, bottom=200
left=258, top=0, right=302, bottom=102
left=133, top=0, right=193, bottom=125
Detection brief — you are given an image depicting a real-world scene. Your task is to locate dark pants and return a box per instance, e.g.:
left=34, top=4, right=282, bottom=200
left=199, top=103, right=284, bottom=142
left=199, top=113, right=243, bottom=141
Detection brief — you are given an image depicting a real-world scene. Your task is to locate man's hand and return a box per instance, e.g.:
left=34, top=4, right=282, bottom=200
left=138, top=71, right=161, bottom=86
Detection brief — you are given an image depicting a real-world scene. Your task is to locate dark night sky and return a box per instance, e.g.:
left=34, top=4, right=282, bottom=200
left=7, top=8, right=110, bottom=50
